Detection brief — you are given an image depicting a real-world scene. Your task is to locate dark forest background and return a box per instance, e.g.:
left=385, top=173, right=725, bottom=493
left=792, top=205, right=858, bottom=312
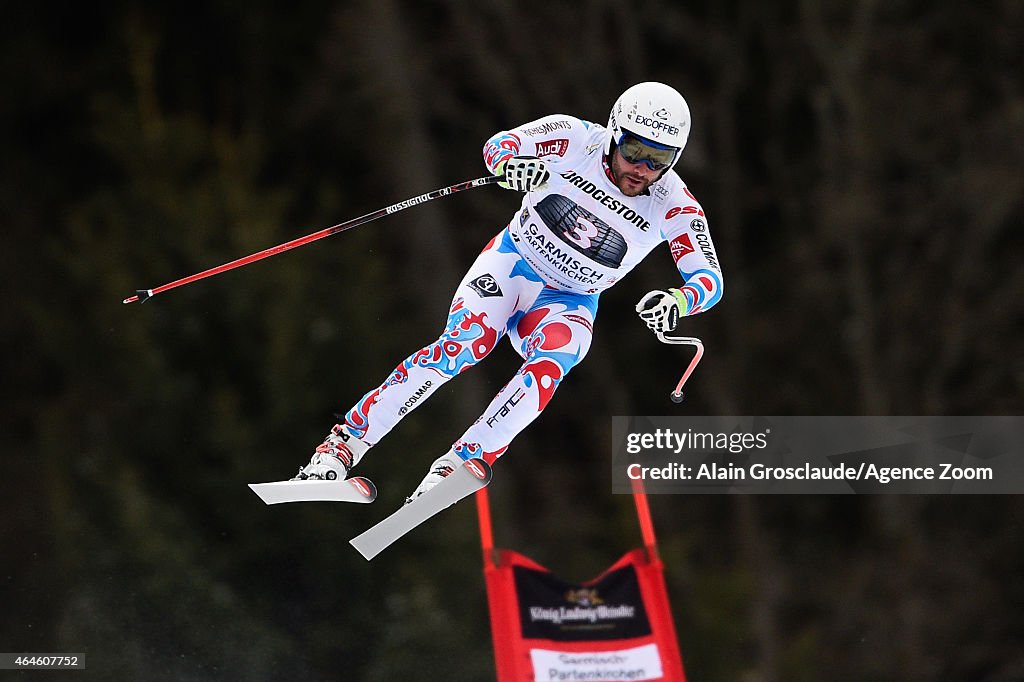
left=3, top=1, right=1023, bottom=680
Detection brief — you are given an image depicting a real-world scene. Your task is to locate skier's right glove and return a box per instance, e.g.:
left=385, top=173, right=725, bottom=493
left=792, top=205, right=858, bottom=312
left=497, top=156, right=550, bottom=192
left=636, top=289, right=688, bottom=334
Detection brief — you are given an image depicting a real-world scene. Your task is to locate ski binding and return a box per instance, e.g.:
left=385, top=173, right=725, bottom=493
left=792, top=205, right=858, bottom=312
left=249, top=476, right=377, bottom=505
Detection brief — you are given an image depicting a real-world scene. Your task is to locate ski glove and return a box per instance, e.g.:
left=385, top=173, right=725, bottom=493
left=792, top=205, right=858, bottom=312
left=497, top=156, right=550, bottom=192
left=636, top=289, right=688, bottom=333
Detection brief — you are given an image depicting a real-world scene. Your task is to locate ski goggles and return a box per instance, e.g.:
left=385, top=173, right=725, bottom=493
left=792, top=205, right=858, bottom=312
left=615, top=132, right=679, bottom=171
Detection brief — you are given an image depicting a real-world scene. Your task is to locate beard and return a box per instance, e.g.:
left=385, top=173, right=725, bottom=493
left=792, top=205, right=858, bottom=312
left=617, top=173, right=652, bottom=196
left=609, top=153, right=655, bottom=196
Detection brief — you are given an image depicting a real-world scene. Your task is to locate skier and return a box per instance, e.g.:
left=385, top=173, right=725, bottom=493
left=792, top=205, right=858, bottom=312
left=294, top=82, right=723, bottom=501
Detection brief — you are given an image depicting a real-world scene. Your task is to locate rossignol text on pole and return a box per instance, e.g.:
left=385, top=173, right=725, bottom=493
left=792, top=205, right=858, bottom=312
left=122, top=175, right=501, bottom=304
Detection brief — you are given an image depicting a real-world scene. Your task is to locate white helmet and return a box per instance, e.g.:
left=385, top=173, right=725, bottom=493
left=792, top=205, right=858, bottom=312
left=606, top=82, right=691, bottom=168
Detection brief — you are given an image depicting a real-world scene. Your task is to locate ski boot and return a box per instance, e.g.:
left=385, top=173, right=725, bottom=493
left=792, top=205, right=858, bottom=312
left=404, top=453, right=460, bottom=504
left=293, top=424, right=369, bottom=481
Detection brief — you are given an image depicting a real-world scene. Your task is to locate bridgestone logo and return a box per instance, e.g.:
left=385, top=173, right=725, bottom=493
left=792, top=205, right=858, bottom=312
left=559, top=171, right=651, bottom=232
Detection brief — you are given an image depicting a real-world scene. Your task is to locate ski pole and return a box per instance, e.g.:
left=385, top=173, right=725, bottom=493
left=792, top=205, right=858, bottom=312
left=122, top=175, right=502, bottom=304
left=655, top=331, right=704, bottom=403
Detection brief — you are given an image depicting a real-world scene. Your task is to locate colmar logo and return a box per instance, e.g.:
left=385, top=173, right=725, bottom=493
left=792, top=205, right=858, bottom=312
left=670, top=234, right=695, bottom=261
left=535, top=139, right=569, bottom=158
left=397, top=380, right=433, bottom=416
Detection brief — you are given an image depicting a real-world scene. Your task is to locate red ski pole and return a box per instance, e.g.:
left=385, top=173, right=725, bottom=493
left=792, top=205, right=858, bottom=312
left=122, top=175, right=501, bottom=304
left=655, top=332, right=704, bottom=403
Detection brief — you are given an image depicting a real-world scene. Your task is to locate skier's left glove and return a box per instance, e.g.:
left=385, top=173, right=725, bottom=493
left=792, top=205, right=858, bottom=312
left=636, top=289, right=688, bottom=334
left=496, top=156, right=550, bottom=192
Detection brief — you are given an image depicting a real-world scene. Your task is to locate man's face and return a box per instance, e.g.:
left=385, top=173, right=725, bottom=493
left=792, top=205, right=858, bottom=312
left=610, top=148, right=662, bottom=197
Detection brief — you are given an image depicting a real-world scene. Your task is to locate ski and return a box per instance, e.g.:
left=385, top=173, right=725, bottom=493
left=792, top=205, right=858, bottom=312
left=349, top=459, right=492, bottom=560
left=249, top=476, right=377, bottom=505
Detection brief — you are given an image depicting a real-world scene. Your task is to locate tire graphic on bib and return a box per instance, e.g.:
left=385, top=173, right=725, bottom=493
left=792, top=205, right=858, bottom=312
left=535, top=194, right=628, bottom=268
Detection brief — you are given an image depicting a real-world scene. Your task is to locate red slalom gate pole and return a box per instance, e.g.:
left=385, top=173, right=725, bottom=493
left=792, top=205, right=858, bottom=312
left=476, top=487, right=498, bottom=569
left=631, top=476, right=660, bottom=563
left=122, top=175, right=500, bottom=304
